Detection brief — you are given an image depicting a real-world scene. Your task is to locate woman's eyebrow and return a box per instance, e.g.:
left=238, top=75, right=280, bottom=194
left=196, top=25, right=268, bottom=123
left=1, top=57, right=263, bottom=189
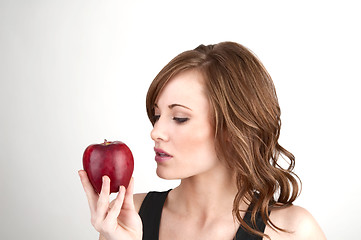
left=154, top=103, right=192, bottom=111
left=169, top=104, right=192, bottom=111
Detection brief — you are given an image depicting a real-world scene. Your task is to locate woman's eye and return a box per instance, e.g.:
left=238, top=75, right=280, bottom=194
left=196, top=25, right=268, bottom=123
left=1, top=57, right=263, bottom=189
left=173, top=117, right=189, bottom=123
left=153, top=115, right=160, bottom=122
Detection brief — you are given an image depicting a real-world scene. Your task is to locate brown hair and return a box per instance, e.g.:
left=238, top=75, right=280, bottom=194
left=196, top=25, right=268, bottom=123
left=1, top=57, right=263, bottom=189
left=146, top=41, right=300, bottom=238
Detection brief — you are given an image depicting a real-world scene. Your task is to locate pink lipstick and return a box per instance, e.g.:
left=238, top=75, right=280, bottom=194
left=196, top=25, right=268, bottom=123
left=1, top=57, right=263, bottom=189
left=154, top=148, right=173, bottom=163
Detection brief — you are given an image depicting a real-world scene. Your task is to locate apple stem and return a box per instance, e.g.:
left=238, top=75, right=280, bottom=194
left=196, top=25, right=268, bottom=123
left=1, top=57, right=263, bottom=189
left=104, top=139, right=107, bottom=144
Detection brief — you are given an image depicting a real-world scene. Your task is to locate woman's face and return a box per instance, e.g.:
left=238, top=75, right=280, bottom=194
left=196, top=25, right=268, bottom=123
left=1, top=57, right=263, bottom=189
left=151, top=70, right=221, bottom=180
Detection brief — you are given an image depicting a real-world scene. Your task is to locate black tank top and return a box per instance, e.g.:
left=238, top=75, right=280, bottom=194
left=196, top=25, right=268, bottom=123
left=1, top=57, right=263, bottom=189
left=139, top=190, right=267, bottom=240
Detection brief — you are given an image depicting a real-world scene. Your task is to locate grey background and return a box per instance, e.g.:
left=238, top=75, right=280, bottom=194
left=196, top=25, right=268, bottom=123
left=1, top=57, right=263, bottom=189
left=1, top=0, right=360, bottom=239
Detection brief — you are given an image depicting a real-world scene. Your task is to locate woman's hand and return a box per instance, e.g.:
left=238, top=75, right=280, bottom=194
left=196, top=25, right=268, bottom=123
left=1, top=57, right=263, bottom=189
left=79, top=170, right=142, bottom=240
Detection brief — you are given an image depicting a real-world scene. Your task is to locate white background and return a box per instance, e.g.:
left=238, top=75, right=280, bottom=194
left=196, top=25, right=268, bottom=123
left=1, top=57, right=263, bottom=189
left=0, top=0, right=360, bottom=239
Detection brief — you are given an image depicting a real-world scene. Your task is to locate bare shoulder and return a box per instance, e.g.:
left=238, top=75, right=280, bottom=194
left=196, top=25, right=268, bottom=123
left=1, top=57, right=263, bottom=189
left=265, top=205, right=326, bottom=240
left=133, top=192, right=147, bottom=213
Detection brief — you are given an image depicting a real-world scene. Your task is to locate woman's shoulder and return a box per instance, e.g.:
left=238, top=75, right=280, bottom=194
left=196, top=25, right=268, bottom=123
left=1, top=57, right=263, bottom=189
left=265, top=205, right=326, bottom=240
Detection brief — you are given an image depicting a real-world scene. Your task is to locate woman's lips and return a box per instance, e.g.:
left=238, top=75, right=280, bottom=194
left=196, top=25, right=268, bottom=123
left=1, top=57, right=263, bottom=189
left=154, top=148, right=173, bottom=163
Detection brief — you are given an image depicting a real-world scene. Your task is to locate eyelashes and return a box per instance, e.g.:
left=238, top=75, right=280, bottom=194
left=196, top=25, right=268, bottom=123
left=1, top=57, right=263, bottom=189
left=173, top=117, right=189, bottom=123
left=152, top=115, right=189, bottom=124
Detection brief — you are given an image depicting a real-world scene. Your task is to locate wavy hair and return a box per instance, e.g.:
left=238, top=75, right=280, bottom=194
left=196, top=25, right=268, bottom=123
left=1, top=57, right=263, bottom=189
left=146, top=41, right=301, bottom=238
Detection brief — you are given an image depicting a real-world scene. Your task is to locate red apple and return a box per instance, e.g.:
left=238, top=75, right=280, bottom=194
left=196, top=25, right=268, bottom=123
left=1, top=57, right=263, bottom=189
left=83, top=139, right=134, bottom=194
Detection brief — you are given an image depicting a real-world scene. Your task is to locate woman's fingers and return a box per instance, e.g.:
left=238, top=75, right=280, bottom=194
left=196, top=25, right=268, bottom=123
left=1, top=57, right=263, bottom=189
left=106, top=178, right=135, bottom=211
left=79, top=171, right=138, bottom=235
left=105, top=186, right=126, bottom=221
left=78, top=170, right=98, bottom=213
left=96, top=176, right=111, bottom=221
left=123, top=177, right=135, bottom=211
left=89, top=175, right=113, bottom=231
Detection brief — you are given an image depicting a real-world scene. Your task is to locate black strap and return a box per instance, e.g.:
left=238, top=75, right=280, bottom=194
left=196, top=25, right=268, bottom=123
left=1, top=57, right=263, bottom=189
left=235, top=205, right=267, bottom=240
left=139, top=190, right=171, bottom=240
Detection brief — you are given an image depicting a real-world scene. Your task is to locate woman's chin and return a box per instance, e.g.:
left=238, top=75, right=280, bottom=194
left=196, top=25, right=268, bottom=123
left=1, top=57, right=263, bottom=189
left=156, top=167, right=180, bottom=180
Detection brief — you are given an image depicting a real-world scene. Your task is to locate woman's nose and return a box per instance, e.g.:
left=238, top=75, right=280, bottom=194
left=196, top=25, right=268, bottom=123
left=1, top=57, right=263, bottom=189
left=150, top=119, right=169, bottom=142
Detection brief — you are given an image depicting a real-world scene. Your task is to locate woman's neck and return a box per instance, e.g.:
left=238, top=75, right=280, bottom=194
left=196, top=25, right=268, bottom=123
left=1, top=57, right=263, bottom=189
left=165, top=165, right=244, bottom=222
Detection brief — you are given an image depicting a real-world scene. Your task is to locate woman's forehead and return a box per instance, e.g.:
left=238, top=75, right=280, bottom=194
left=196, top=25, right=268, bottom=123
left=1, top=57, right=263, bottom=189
left=155, top=70, right=208, bottom=110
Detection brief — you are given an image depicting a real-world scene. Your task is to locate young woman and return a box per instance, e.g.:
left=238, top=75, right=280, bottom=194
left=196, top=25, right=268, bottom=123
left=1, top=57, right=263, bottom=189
left=79, top=41, right=326, bottom=240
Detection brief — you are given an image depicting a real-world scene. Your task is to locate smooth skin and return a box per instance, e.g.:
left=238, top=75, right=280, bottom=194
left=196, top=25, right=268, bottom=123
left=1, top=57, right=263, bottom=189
left=79, top=69, right=326, bottom=240
left=78, top=171, right=142, bottom=240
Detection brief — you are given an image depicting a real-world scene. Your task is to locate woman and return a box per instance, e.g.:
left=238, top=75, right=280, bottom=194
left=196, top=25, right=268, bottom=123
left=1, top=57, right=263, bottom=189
left=79, top=41, right=326, bottom=240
